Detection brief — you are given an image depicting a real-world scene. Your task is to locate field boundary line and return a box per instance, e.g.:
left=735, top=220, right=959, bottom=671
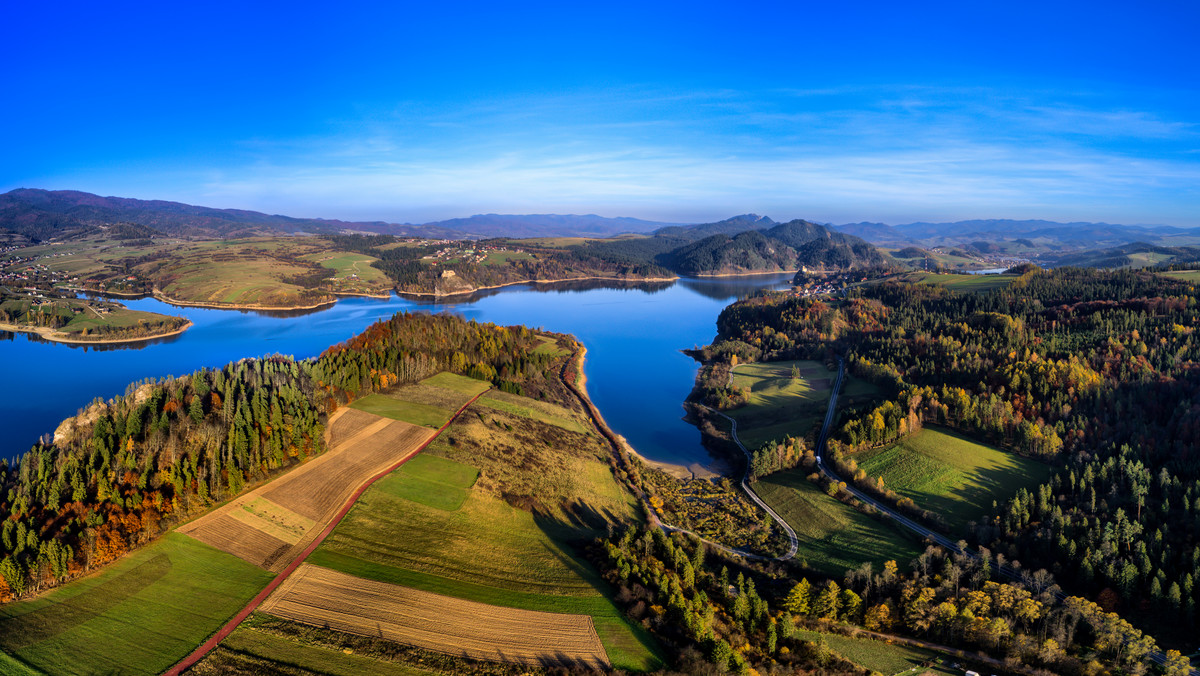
left=161, top=386, right=490, bottom=676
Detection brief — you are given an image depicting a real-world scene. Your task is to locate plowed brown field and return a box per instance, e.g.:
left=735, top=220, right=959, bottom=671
left=260, top=564, right=610, bottom=669
left=179, top=409, right=435, bottom=571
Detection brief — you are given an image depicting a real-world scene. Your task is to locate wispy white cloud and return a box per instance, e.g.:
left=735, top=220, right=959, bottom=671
left=47, top=85, right=1200, bottom=226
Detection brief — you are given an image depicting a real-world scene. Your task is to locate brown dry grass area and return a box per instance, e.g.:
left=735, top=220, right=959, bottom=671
left=260, top=564, right=609, bottom=669
left=385, top=383, right=473, bottom=412
left=180, top=410, right=435, bottom=571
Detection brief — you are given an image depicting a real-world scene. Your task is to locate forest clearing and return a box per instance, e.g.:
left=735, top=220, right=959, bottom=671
left=853, top=426, right=1053, bottom=532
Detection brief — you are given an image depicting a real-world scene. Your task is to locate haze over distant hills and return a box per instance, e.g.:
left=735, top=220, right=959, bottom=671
left=0, top=189, right=683, bottom=242
left=7, top=188, right=1200, bottom=271
left=834, top=218, right=1200, bottom=250
left=420, top=213, right=683, bottom=238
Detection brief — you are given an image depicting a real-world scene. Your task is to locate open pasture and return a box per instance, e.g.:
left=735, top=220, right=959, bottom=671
left=477, top=389, right=587, bottom=433
left=729, top=360, right=834, bottom=448
left=377, top=454, right=479, bottom=512
left=180, top=408, right=434, bottom=570
left=304, top=251, right=388, bottom=283
left=481, top=249, right=535, bottom=265
left=533, top=334, right=571, bottom=357
left=261, top=564, right=610, bottom=669
left=308, top=399, right=659, bottom=671
left=792, top=629, right=955, bottom=675
left=419, top=371, right=492, bottom=397
left=1161, top=269, right=1200, bottom=283
left=154, top=257, right=317, bottom=306
left=0, top=533, right=271, bottom=676
left=755, top=470, right=922, bottom=576
left=899, top=271, right=1016, bottom=293
left=854, top=427, right=1052, bottom=532
left=348, top=393, right=451, bottom=428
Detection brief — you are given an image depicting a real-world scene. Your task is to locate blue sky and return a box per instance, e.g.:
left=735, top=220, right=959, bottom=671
left=3, top=1, right=1198, bottom=225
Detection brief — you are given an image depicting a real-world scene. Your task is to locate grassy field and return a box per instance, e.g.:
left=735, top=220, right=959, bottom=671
left=755, top=471, right=923, bottom=576
left=477, top=390, right=587, bottom=433
left=899, top=271, right=1017, bottom=293
left=505, top=237, right=600, bottom=248
left=349, top=393, right=451, bottom=428
left=375, top=454, right=479, bottom=512
left=793, top=629, right=955, bottom=675
left=198, top=625, right=437, bottom=676
left=481, top=250, right=535, bottom=265
left=729, top=360, right=830, bottom=448
left=854, top=427, right=1053, bottom=533
left=349, top=374, right=494, bottom=432
left=302, top=251, right=392, bottom=291
left=0, top=533, right=274, bottom=675
left=305, top=396, right=661, bottom=671
left=1161, top=269, right=1200, bottom=283
left=533, top=334, right=571, bottom=357
left=729, top=360, right=878, bottom=449
left=419, top=371, right=491, bottom=397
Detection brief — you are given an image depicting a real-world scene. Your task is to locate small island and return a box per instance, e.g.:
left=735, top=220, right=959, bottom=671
left=0, top=288, right=190, bottom=344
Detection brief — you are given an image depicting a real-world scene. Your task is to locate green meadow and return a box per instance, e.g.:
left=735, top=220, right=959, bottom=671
left=755, top=471, right=922, bottom=576
left=0, top=533, right=272, bottom=675
left=854, top=427, right=1053, bottom=532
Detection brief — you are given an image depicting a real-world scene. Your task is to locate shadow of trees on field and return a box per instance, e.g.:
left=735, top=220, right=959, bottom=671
left=0, top=554, right=172, bottom=650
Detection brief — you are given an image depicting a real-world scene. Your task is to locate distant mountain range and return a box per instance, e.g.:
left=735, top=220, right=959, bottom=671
left=0, top=189, right=689, bottom=242
left=833, top=218, right=1200, bottom=250
left=420, top=213, right=682, bottom=238
left=12, top=188, right=1196, bottom=272
left=0, top=188, right=461, bottom=240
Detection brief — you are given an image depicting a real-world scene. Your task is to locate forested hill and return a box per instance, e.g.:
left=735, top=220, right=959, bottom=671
left=707, top=266, right=1200, bottom=651
left=0, top=312, right=564, bottom=601
left=0, top=189, right=679, bottom=242
left=1052, top=242, right=1200, bottom=269
left=577, top=216, right=887, bottom=275
left=0, top=189, right=454, bottom=241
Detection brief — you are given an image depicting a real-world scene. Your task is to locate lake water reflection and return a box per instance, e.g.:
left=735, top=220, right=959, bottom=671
left=0, top=275, right=794, bottom=469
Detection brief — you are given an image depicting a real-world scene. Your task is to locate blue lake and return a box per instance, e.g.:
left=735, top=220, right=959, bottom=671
left=0, top=275, right=792, bottom=470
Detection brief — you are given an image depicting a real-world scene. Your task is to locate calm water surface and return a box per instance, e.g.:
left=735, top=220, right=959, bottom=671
left=0, top=275, right=792, bottom=469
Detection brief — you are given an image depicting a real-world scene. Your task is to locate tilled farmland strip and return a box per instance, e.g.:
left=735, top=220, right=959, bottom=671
left=260, top=564, right=610, bottom=669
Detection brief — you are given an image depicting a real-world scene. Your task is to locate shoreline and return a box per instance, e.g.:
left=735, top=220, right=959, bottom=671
left=0, top=319, right=193, bottom=345
left=569, top=343, right=727, bottom=481
left=331, top=290, right=392, bottom=300
left=151, top=291, right=338, bottom=312
left=690, top=269, right=799, bottom=278
left=395, top=274, right=679, bottom=298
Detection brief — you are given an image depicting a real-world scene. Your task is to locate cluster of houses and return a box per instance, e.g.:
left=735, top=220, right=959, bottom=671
left=0, top=258, right=76, bottom=290
left=426, top=243, right=523, bottom=266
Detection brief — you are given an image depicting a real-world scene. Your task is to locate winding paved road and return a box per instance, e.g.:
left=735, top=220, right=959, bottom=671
left=695, top=405, right=799, bottom=560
